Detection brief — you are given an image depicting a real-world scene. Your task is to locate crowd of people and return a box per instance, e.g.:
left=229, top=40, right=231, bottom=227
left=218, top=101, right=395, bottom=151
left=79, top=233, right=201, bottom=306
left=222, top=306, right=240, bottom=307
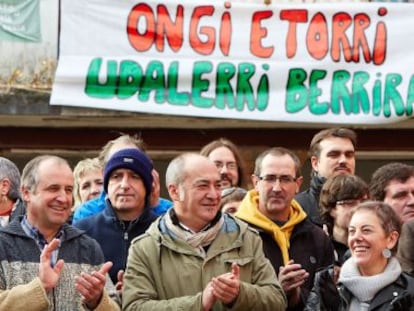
left=0, top=128, right=414, bottom=310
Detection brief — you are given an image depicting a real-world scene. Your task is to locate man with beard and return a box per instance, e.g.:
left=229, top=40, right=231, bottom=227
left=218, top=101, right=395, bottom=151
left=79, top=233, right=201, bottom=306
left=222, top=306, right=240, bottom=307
left=235, top=147, right=334, bottom=311
left=295, top=128, right=356, bottom=226
left=200, top=138, right=247, bottom=189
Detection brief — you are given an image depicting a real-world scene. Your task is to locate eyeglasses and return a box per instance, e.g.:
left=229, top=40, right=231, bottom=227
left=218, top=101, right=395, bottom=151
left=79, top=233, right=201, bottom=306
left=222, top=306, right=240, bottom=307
left=258, top=174, right=297, bottom=185
left=336, top=199, right=362, bottom=208
left=214, top=161, right=238, bottom=171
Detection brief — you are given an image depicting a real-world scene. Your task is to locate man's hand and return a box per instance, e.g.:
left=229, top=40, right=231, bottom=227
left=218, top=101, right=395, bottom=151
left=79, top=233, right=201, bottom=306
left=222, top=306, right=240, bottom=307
left=278, top=260, right=308, bottom=307
left=203, top=263, right=241, bottom=310
left=75, top=261, right=113, bottom=310
left=115, top=269, right=124, bottom=296
left=211, top=263, right=240, bottom=305
left=39, top=238, right=64, bottom=292
left=202, top=282, right=216, bottom=311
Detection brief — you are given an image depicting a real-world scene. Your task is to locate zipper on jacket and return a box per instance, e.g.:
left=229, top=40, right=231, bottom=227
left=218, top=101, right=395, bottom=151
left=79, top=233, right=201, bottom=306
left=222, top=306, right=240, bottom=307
left=120, top=221, right=128, bottom=241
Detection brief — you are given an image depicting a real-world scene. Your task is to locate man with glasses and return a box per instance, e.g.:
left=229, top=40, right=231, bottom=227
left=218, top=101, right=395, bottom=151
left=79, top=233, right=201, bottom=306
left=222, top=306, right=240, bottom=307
left=235, top=147, right=334, bottom=311
left=200, top=138, right=247, bottom=189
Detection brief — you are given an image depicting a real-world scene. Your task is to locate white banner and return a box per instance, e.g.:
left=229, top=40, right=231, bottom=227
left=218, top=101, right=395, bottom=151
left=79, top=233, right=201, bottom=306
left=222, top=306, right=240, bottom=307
left=51, top=0, right=414, bottom=124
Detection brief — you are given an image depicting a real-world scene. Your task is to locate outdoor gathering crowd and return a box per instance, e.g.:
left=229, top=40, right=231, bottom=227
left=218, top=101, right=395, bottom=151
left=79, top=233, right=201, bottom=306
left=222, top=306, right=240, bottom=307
left=0, top=128, right=414, bottom=310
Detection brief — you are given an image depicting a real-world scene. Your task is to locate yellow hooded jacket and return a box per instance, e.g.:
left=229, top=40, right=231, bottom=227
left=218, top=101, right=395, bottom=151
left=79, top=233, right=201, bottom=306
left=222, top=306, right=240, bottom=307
left=235, top=189, right=307, bottom=265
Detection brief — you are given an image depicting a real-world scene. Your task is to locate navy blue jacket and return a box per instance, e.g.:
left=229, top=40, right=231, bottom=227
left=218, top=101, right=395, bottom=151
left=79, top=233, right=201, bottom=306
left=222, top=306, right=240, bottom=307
left=74, top=200, right=158, bottom=284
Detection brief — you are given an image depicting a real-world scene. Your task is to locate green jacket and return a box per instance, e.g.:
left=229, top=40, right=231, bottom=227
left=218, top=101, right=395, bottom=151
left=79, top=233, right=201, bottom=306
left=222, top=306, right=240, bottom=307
left=122, top=213, right=287, bottom=311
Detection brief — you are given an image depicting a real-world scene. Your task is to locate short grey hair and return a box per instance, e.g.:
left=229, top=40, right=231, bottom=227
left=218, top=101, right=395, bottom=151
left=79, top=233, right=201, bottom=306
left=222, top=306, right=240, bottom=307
left=165, top=153, right=201, bottom=187
left=21, top=155, right=70, bottom=193
left=0, top=157, right=21, bottom=201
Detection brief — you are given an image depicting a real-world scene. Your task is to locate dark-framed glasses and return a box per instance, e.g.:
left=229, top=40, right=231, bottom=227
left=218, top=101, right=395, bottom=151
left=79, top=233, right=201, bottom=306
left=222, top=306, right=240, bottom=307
left=258, top=174, right=297, bottom=185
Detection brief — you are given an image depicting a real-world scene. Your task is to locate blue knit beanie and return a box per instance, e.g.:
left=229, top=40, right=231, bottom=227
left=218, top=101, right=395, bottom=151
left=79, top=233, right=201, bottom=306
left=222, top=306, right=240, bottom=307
left=103, top=148, right=153, bottom=203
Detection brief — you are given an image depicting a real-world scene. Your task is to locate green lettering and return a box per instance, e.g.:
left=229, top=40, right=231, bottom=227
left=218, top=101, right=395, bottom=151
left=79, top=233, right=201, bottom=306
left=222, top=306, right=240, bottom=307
left=309, top=70, right=327, bottom=115
left=352, top=71, right=370, bottom=114
left=405, top=74, right=414, bottom=116
left=384, top=74, right=404, bottom=117
left=138, top=60, right=166, bottom=103
left=285, top=68, right=307, bottom=113
left=118, top=60, right=143, bottom=99
left=85, top=58, right=118, bottom=98
left=236, top=63, right=256, bottom=111
left=215, top=62, right=236, bottom=110
left=257, top=68, right=269, bottom=111
left=192, top=61, right=214, bottom=108
left=167, top=61, right=190, bottom=105
left=331, top=70, right=351, bottom=114
left=372, top=73, right=382, bottom=116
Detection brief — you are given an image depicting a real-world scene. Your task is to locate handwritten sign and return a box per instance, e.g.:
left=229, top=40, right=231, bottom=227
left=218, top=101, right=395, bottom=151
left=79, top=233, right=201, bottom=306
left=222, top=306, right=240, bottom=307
left=50, top=0, right=414, bottom=124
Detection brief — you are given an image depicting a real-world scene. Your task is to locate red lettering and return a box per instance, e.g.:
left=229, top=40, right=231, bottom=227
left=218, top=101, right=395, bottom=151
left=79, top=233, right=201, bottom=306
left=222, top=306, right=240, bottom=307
left=331, top=13, right=352, bottom=62
left=373, top=8, right=388, bottom=65
left=351, top=13, right=371, bottom=63
left=250, top=11, right=274, bottom=58
left=220, top=8, right=231, bottom=56
left=280, top=9, right=308, bottom=58
left=155, top=5, right=184, bottom=52
left=190, top=6, right=215, bottom=55
left=127, top=4, right=155, bottom=52
left=306, top=13, right=328, bottom=60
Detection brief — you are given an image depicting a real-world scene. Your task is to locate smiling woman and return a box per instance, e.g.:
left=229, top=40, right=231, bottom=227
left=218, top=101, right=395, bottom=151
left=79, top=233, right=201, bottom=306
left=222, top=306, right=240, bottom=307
left=305, top=201, right=414, bottom=311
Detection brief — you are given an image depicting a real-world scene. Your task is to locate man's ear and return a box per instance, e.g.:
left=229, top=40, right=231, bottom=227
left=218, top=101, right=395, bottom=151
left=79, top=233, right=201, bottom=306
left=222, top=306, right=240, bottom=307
left=21, top=185, right=31, bottom=203
left=251, top=174, right=259, bottom=190
left=295, top=176, right=303, bottom=194
left=310, top=156, right=319, bottom=172
left=0, top=178, right=10, bottom=197
left=167, top=184, right=180, bottom=201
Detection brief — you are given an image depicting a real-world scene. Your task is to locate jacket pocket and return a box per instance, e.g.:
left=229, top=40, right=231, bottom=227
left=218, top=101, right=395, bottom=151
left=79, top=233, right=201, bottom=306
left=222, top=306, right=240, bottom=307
left=224, top=257, right=254, bottom=266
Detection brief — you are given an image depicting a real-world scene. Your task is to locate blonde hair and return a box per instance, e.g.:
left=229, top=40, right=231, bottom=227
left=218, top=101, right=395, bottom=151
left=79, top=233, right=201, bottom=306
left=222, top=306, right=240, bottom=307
left=73, top=157, right=103, bottom=210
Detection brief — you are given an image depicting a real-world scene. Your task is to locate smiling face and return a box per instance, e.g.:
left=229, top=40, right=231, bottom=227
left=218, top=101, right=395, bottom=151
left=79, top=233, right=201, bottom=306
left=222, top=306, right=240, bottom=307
left=169, top=155, right=221, bottom=232
left=23, top=158, right=74, bottom=237
left=311, top=136, right=355, bottom=178
left=348, top=209, right=398, bottom=276
left=207, top=146, right=239, bottom=189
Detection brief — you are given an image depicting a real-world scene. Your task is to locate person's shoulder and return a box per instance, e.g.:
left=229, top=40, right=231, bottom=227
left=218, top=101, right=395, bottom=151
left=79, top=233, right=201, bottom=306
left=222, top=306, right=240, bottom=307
left=152, top=198, right=172, bottom=216
left=131, top=219, right=160, bottom=245
left=65, top=225, right=103, bottom=250
left=297, top=218, right=328, bottom=238
left=226, top=215, right=262, bottom=243
left=402, top=219, right=414, bottom=233
left=294, top=188, right=311, bottom=200
left=72, top=194, right=105, bottom=223
left=73, top=212, right=102, bottom=230
left=401, top=272, right=414, bottom=288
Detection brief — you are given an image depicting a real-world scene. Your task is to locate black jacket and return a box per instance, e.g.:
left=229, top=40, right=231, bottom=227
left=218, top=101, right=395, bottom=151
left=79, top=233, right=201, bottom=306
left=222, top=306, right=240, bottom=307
left=74, top=199, right=158, bottom=284
left=295, top=174, right=325, bottom=226
left=250, top=218, right=334, bottom=311
left=305, top=265, right=414, bottom=311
